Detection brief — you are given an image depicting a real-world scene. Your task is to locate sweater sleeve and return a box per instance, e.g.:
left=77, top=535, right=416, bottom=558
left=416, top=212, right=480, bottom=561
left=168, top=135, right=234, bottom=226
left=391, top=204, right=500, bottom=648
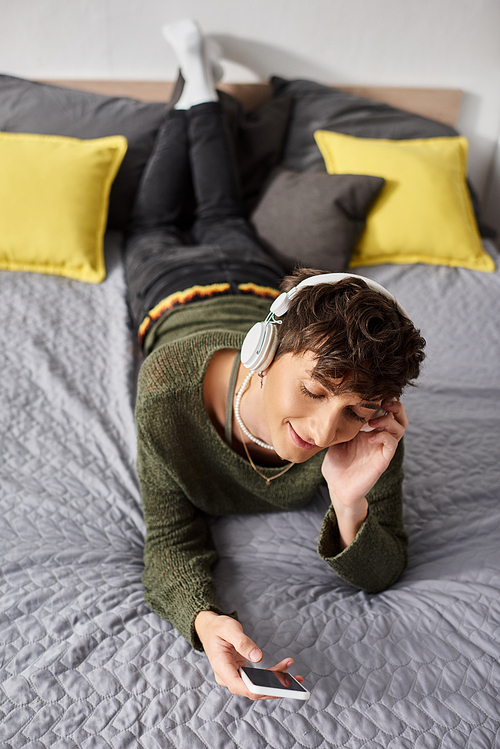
left=136, top=415, right=232, bottom=651
left=317, top=439, right=408, bottom=593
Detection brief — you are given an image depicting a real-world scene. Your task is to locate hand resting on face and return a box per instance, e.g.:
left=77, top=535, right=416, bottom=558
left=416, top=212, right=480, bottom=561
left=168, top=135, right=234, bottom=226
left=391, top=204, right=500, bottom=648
left=321, top=399, right=408, bottom=548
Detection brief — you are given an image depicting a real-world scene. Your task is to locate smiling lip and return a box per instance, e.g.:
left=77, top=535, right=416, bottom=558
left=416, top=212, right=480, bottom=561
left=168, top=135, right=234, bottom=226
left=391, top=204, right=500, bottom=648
left=288, top=422, right=317, bottom=450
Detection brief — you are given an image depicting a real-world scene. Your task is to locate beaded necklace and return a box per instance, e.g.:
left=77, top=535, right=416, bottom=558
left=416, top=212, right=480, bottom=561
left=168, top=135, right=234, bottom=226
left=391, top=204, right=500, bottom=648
left=233, top=370, right=295, bottom=485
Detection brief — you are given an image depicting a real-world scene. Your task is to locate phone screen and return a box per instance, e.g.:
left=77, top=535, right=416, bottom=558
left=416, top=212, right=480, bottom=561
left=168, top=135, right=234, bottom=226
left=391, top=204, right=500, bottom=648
left=241, top=667, right=307, bottom=693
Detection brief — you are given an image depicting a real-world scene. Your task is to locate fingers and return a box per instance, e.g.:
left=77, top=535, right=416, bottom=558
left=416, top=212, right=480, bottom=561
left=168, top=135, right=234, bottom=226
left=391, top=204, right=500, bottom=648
left=270, top=657, right=294, bottom=672
left=212, top=624, right=263, bottom=695
left=366, top=399, right=408, bottom=442
left=269, top=657, right=294, bottom=688
left=269, top=658, right=304, bottom=686
left=384, top=398, right=409, bottom=428
left=200, top=616, right=277, bottom=700
left=198, top=614, right=303, bottom=701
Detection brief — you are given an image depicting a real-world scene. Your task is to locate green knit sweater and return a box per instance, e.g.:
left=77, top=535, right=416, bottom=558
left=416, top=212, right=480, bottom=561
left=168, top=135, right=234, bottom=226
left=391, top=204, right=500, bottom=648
left=136, top=296, right=408, bottom=649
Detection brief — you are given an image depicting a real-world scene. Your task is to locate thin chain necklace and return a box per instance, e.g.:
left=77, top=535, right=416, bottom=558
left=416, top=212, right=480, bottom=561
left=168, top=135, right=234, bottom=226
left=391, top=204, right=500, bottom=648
left=234, top=371, right=295, bottom=485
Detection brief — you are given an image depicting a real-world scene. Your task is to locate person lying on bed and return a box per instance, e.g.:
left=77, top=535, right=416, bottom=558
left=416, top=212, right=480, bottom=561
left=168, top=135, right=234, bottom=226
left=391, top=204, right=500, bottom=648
left=124, top=19, right=426, bottom=701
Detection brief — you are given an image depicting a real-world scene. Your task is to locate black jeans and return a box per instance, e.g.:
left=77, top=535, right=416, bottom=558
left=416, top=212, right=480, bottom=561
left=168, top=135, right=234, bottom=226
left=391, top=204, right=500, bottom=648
left=124, top=102, right=285, bottom=345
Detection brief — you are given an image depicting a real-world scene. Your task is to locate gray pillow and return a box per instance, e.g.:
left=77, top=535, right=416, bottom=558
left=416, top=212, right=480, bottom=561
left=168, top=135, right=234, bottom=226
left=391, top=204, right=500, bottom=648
left=0, top=74, right=167, bottom=231
left=0, top=74, right=292, bottom=232
left=271, top=76, right=460, bottom=172
left=217, top=90, right=293, bottom=216
left=271, top=76, right=494, bottom=238
left=251, top=168, right=385, bottom=272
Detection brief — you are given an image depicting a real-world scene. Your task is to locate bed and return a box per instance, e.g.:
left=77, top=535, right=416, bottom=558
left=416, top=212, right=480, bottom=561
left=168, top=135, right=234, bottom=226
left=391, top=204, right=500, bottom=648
left=1, top=74, right=500, bottom=748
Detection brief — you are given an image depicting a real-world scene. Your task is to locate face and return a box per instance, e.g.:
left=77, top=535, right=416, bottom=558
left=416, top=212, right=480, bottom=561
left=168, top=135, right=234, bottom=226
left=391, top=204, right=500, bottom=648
left=260, top=351, right=383, bottom=463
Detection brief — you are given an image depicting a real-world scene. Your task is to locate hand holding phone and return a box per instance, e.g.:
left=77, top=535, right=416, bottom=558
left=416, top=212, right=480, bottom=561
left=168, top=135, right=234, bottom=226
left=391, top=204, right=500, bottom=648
left=195, top=611, right=306, bottom=700
left=240, top=666, right=310, bottom=700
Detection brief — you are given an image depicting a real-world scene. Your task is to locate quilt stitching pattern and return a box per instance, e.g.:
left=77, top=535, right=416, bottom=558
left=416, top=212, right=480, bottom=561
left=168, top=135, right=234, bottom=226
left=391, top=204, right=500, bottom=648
left=1, top=238, right=500, bottom=747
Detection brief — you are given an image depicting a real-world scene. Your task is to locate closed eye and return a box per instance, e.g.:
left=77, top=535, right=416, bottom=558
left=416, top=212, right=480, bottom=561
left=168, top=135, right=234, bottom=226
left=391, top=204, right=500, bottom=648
left=300, top=384, right=324, bottom=400
left=301, top=383, right=378, bottom=423
left=346, top=408, right=369, bottom=423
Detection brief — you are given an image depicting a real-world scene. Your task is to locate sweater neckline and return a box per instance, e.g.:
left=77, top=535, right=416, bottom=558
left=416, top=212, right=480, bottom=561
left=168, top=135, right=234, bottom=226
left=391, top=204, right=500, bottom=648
left=224, top=351, right=241, bottom=446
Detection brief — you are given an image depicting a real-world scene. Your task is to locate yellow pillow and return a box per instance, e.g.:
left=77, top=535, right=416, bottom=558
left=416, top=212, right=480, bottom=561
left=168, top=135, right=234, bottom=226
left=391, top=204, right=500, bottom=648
left=0, top=132, right=128, bottom=283
left=314, top=130, right=495, bottom=272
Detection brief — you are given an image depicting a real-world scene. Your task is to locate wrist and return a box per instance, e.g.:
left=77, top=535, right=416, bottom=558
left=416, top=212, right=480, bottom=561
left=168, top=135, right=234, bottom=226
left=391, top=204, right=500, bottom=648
left=331, top=498, right=368, bottom=551
left=328, top=486, right=368, bottom=520
left=332, top=498, right=369, bottom=524
left=194, top=609, right=219, bottom=639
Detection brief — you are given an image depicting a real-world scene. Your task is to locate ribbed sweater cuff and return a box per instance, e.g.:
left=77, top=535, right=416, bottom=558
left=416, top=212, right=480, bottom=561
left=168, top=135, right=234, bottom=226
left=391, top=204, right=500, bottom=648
left=317, top=506, right=406, bottom=594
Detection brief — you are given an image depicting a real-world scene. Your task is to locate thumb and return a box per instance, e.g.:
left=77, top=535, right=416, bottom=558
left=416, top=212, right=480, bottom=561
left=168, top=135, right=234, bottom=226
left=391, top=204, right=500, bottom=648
left=217, top=617, right=263, bottom=664
left=230, top=629, right=262, bottom=663
left=247, top=644, right=263, bottom=663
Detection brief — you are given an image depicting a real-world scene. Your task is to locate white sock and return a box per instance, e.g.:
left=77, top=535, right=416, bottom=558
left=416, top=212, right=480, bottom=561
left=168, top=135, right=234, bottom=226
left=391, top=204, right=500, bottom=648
left=161, top=19, right=221, bottom=109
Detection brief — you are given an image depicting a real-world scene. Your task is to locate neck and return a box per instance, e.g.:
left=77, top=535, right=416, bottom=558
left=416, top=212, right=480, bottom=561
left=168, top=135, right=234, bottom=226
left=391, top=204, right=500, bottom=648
left=236, top=369, right=266, bottom=437
left=233, top=368, right=285, bottom=466
left=203, top=350, right=284, bottom=467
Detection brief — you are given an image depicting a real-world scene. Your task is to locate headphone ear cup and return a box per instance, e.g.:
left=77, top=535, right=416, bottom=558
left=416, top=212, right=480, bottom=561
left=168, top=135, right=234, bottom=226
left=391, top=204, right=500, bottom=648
left=241, top=321, right=279, bottom=372
left=255, top=324, right=278, bottom=372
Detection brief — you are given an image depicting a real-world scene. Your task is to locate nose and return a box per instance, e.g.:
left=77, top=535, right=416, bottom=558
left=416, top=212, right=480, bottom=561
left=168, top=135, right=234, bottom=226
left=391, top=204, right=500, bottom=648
left=310, top=402, right=343, bottom=448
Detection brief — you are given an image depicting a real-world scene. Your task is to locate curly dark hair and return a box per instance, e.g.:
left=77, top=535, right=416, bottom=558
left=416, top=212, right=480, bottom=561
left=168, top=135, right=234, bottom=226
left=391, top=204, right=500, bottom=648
left=274, top=268, right=426, bottom=402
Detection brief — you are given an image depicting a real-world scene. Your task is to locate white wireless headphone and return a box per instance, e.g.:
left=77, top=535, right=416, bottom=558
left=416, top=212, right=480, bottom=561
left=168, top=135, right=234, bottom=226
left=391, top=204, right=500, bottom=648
left=240, top=272, right=408, bottom=373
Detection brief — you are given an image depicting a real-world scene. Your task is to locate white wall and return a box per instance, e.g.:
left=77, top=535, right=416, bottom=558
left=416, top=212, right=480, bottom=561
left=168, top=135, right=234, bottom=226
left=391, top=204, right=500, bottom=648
left=2, top=0, right=499, bottom=233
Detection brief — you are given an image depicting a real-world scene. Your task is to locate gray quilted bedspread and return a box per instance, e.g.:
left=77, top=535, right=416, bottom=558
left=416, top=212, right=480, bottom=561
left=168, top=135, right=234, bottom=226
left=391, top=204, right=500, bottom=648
left=1, top=234, right=500, bottom=748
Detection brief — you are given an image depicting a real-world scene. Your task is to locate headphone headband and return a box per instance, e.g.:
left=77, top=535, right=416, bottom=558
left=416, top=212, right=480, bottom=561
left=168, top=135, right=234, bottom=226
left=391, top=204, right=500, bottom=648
left=240, top=272, right=408, bottom=372
left=270, top=272, right=408, bottom=319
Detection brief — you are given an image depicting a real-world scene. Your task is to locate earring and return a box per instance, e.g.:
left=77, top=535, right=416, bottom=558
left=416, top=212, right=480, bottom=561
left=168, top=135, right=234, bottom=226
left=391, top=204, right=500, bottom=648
left=258, top=372, right=264, bottom=389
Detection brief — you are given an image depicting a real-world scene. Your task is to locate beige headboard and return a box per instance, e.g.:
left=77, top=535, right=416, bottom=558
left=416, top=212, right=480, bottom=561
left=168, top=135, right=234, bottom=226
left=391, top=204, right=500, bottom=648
left=43, top=80, right=462, bottom=127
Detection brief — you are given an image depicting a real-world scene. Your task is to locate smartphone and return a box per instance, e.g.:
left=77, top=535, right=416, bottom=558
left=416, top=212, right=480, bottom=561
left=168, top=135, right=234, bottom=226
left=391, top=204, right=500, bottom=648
left=240, top=666, right=310, bottom=700
left=359, top=407, right=388, bottom=432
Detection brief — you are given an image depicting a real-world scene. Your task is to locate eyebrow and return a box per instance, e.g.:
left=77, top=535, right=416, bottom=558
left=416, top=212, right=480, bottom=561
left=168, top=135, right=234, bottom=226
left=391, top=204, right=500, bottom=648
left=306, top=372, right=382, bottom=409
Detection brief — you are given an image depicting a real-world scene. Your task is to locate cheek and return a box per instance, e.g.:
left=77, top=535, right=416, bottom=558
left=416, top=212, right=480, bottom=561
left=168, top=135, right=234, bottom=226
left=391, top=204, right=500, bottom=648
left=344, top=417, right=369, bottom=441
left=326, top=413, right=364, bottom=445
left=264, top=378, right=306, bottom=423
left=345, top=422, right=363, bottom=439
